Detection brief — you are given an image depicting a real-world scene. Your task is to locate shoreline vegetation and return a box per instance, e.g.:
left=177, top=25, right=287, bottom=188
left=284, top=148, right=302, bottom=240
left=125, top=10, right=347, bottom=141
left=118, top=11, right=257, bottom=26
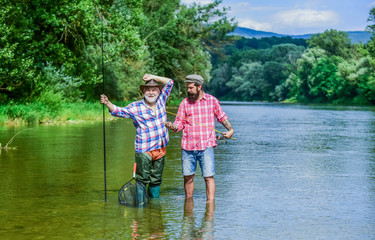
left=1, top=98, right=373, bottom=126
left=0, top=99, right=183, bottom=126
left=3, top=2, right=375, bottom=124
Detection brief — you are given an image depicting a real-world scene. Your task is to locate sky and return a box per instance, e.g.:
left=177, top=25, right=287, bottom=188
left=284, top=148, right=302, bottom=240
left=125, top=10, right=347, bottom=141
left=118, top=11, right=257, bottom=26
left=181, top=0, right=375, bottom=35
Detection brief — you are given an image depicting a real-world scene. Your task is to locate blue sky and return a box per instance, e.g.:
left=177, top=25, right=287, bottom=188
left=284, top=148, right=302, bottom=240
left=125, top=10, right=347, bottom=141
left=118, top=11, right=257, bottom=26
left=181, top=0, right=375, bottom=35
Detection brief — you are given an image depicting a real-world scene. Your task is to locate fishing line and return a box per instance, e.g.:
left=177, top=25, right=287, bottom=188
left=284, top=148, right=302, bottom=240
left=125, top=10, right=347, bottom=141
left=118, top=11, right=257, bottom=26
left=165, top=110, right=236, bottom=140
left=100, top=0, right=107, bottom=202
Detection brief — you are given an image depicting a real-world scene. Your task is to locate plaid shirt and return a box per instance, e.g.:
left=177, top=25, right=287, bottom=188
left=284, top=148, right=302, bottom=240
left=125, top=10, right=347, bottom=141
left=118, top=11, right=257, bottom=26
left=110, top=80, right=173, bottom=153
left=173, top=92, right=228, bottom=150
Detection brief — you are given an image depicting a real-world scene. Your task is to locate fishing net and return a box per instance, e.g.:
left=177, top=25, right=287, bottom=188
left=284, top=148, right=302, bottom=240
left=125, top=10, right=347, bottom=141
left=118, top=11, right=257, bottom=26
left=118, top=179, right=149, bottom=206
left=118, top=163, right=149, bottom=207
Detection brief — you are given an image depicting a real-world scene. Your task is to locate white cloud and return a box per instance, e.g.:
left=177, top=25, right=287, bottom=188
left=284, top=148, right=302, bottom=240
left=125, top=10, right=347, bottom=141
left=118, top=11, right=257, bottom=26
left=238, top=19, right=273, bottom=32
left=273, top=9, right=339, bottom=28
left=180, top=1, right=352, bottom=35
left=233, top=1, right=278, bottom=11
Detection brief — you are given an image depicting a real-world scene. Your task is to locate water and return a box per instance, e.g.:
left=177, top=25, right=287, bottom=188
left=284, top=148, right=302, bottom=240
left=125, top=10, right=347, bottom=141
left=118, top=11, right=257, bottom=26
left=1, top=103, right=375, bottom=239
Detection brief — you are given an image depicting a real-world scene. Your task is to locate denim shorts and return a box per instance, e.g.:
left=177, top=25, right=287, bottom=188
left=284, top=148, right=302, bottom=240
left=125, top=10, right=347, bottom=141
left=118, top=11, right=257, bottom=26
left=181, top=147, right=215, bottom=177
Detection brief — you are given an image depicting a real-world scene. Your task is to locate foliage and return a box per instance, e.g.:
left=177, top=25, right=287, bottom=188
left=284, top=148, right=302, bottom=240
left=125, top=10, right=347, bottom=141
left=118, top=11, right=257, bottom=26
left=207, top=21, right=375, bottom=105
left=307, top=29, right=352, bottom=59
left=2, top=1, right=375, bottom=126
left=141, top=0, right=236, bottom=91
left=207, top=38, right=306, bottom=101
left=0, top=0, right=236, bottom=111
left=280, top=29, right=375, bottom=104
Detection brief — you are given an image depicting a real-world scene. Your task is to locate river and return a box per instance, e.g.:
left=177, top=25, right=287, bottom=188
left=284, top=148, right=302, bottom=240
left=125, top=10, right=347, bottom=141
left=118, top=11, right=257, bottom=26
left=0, top=102, right=375, bottom=239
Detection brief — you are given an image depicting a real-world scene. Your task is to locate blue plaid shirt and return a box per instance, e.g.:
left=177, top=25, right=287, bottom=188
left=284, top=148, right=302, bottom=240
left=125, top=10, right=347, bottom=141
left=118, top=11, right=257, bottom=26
left=110, top=80, right=173, bottom=153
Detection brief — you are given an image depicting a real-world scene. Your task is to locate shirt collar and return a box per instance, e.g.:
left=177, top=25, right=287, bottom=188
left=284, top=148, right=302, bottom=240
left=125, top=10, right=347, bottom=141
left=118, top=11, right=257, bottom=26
left=200, top=92, right=207, bottom=101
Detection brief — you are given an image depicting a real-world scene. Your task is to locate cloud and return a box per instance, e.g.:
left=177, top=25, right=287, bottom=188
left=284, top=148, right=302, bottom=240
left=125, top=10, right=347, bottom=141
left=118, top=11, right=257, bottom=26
left=181, top=1, right=346, bottom=35
left=234, top=8, right=340, bottom=34
left=237, top=19, right=273, bottom=32
left=274, top=9, right=339, bottom=28
left=233, top=1, right=279, bottom=12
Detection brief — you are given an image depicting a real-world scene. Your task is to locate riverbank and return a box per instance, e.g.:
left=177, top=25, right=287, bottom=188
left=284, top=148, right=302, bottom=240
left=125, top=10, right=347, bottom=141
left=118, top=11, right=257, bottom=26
left=0, top=99, right=183, bottom=126
left=2, top=99, right=371, bottom=126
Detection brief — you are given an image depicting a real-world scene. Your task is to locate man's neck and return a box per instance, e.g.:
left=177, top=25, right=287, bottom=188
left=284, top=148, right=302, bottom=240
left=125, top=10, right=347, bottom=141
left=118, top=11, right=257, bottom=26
left=197, top=91, right=204, bottom=101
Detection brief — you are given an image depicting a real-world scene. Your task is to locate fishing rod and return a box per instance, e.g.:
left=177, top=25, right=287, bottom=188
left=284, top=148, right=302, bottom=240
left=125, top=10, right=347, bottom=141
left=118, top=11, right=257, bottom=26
left=165, top=110, right=236, bottom=140
left=100, top=0, right=107, bottom=202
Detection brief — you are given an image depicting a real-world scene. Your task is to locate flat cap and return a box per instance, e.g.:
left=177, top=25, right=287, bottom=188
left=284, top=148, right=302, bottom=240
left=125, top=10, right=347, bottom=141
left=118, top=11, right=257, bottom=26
left=185, top=74, right=204, bottom=85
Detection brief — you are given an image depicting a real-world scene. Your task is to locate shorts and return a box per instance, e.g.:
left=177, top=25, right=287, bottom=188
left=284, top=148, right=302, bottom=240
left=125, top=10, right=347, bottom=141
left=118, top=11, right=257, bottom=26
left=181, top=147, right=215, bottom=177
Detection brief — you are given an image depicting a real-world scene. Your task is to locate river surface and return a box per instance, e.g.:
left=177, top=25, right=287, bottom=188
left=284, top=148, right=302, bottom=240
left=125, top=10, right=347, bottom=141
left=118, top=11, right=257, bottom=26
left=1, top=102, right=375, bottom=239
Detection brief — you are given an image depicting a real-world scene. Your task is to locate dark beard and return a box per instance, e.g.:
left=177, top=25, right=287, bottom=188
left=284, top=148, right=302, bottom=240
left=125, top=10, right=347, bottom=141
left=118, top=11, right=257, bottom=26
left=188, top=92, right=199, bottom=103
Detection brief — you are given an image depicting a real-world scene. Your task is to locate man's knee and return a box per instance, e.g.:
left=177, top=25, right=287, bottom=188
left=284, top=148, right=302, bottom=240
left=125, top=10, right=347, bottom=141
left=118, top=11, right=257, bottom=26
left=204, top=176, right=214, bottom=183
left=184, top=174, right=194, bottom=183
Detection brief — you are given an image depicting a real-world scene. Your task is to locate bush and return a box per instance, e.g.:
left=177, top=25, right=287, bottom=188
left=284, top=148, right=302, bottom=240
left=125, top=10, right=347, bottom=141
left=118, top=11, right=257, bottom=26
left=37, top=90, right=63, bottom=118
left=6, top=104, right=39, bottom=123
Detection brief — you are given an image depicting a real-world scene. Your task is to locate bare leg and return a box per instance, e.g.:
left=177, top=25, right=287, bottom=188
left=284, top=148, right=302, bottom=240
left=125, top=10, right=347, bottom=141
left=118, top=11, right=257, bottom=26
left=184, top=175, right=195, bottom=198
left=204, top=176, right=215, bottom=201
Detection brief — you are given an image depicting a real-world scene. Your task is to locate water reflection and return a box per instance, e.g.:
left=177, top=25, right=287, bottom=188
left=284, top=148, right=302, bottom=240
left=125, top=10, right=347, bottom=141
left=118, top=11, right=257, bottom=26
left=181, top=198, right=215, bottom=239
left=118, top=199, right=166, bottom=239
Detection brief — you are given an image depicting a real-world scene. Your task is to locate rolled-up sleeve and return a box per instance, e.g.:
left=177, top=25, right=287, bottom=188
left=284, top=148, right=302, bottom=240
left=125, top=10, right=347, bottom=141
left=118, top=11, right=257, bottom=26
left=173, top=100, right=187, bottom=132
left=110, top=104, right=134, bottom=119
left=159, top=80, right=174, bottom=105
left=214, top=99, right=228, bottom=123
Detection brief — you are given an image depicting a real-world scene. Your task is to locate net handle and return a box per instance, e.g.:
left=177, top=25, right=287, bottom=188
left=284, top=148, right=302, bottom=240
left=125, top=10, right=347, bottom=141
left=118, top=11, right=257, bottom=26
left=133, top=163, right=137, bottom=179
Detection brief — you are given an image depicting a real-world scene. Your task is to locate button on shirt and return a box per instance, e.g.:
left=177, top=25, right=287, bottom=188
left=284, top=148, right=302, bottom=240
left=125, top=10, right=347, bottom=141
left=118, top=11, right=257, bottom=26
left=173, top=93, right=228, bottom=150
left=110, top=80, right=173, bottom=153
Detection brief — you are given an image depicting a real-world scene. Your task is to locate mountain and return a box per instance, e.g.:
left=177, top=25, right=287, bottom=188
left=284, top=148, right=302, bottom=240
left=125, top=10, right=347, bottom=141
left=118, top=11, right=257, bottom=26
left=230, top=27, right=373, bottom=44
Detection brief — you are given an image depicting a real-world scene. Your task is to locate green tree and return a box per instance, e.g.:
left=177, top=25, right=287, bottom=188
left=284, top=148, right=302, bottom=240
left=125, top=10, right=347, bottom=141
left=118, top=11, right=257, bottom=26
left=226, top=61, right=265, bottom=101
left=307, top=56, right=347, bottom=102
left=0, top=1, right=38, bottom=101
left=366, top=7, right=375, bottom=33
left=307, top=29, right=352, bottom=59
left=283, top=48, right=326, bottom=102
left=205, top=63, right=230, bottom=97
left=141, top=0, right=236, bottom=92
left=0, top=0, right=151, bottom=102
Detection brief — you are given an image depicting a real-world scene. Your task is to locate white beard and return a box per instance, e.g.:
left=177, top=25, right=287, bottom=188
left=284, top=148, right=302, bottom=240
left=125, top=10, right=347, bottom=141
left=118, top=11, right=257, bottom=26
left=145, top=95, right=157, bottom=104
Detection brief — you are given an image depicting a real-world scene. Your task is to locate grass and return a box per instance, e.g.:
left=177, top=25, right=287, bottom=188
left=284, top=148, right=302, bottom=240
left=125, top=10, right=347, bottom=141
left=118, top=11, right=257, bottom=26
left=0, top=101, right=110, bottom=125
left=0, top=98, right=183, bottom=125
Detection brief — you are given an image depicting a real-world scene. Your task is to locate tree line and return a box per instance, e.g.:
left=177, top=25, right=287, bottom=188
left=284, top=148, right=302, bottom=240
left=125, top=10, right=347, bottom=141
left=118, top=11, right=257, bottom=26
left=207, top=27, right=375, bottom=104
left=1, top=0, right=375, bottom=114
left=0, top=0, right=235, bottom=106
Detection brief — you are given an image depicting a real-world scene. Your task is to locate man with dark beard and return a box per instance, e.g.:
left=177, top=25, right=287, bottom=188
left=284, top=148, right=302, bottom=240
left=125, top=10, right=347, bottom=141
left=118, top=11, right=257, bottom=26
left=165, top=74, right=233, bottom=201
left=100, top=74, right=173, bottom=198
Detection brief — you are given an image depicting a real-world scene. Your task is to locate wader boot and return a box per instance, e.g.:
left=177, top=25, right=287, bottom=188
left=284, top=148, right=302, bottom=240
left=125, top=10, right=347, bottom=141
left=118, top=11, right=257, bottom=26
left=136, top=183, right=147, bottom=205
left=148, top=184, right=161, bottom=198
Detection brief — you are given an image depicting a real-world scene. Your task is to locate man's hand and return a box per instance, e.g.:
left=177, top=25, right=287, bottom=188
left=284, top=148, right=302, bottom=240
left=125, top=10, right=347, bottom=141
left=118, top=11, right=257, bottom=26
left=100, top=94, right=109, bottom=105
left=143, top=74, right=156, bottom=81
left=100, top=94, right=115, bottom=112
left=143, top=74, right=171, bottom=85
left=222, top=129, right=234, bottom=139
left=165, top=122, right=178, bottom=131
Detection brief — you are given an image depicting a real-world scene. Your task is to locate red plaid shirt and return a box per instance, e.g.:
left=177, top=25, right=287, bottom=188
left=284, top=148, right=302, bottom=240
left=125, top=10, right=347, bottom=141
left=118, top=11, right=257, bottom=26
left=173, top=93, right=228, bottom=150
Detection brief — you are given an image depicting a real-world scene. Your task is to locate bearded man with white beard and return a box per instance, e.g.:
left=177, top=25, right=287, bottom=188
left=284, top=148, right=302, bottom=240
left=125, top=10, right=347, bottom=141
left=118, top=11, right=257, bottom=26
left=100, top=74, right=173, bottom=198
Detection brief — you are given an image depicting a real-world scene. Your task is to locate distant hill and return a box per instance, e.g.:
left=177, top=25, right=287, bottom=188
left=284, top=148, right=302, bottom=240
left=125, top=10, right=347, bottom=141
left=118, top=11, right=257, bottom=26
left=230, top=27, right=373, bottom=44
